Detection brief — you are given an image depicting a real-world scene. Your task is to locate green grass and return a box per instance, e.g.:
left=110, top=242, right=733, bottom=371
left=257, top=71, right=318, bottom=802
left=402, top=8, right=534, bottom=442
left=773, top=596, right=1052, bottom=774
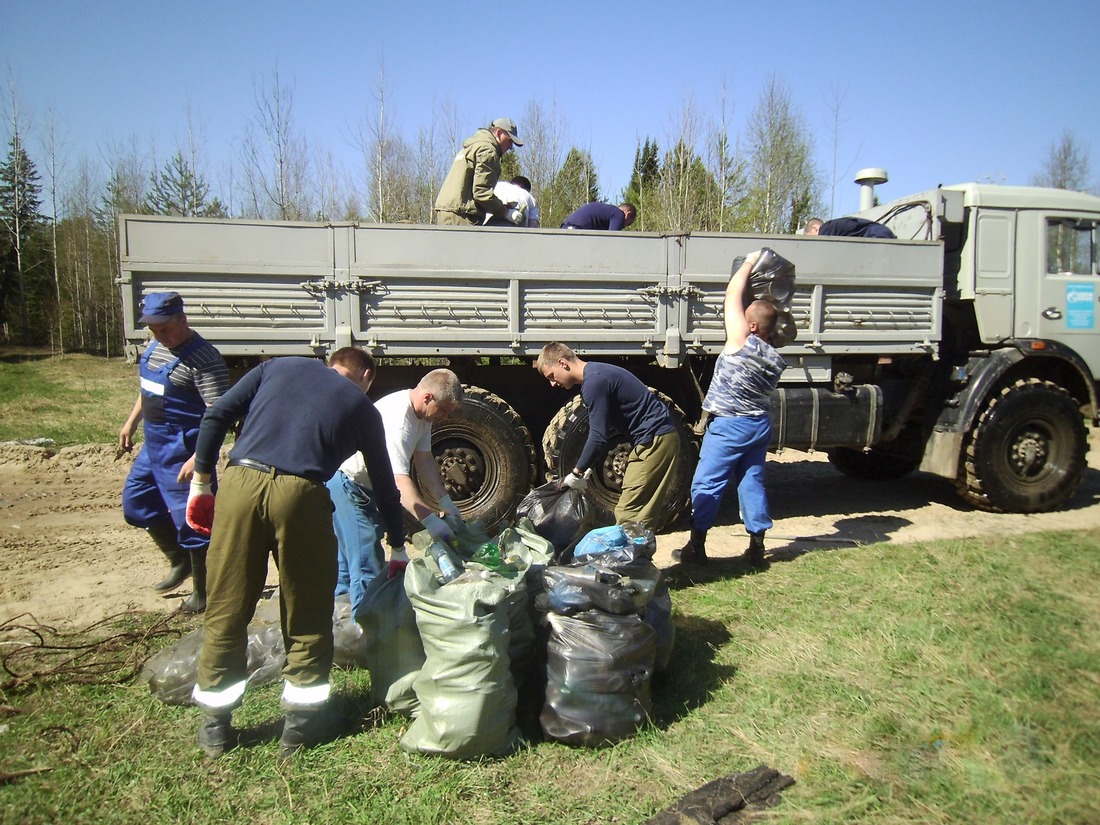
left=2, top=530, right=1098, bottom=824
left=0, top=348, right=138, bottom=445
left=1, top=350, right=1098, bottom=822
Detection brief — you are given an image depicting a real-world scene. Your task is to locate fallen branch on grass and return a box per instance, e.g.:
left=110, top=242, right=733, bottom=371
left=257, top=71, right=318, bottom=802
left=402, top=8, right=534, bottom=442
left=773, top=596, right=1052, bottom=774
left=0, top=610, right=183, bottom=693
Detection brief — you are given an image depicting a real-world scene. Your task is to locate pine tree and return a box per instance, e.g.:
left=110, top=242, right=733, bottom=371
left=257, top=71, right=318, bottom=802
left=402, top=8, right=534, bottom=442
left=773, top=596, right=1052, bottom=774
left=545, top=147, right=600, bottom=227
left=0, top=135, right=47, bottom=343
left=624, top=138, right=659, bottom=208
left=146, top=151, right=226, bottom=217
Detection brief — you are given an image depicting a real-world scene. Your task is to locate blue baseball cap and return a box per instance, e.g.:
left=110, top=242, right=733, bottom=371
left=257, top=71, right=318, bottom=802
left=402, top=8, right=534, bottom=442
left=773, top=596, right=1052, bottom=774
left=138, top=292, right=185, bottom=324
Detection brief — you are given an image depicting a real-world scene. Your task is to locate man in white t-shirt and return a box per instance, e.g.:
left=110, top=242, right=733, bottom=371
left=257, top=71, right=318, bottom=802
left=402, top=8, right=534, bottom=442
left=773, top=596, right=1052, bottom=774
left=327, top=368, right=464, bottom=616
left=485, top=175, right=540, bottom=227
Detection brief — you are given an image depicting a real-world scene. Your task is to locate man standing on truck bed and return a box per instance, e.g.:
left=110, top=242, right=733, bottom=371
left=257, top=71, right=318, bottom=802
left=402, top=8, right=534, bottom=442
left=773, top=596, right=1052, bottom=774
left=119, top=291, right=228, bottom=614
left=434, top=117, right=524, bottom=226
left=672, top=250, right=786, bottom=569
left=537, top=342, right=682, bottom=529
left=184, top=347, right=407, bottom=759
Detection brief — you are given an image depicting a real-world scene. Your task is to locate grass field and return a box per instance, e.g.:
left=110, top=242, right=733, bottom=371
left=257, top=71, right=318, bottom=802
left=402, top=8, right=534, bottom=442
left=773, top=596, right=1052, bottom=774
left=0, top=347, right=138, bottom=445
left=1, top=351, right=1099, bottom=823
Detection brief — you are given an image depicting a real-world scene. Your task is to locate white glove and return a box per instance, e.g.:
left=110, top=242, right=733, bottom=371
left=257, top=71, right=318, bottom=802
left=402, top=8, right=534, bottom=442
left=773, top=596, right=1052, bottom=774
left=388, top=545, right=409, bottom=578
left=438, top=494, right=462, bottom=519
left=561, top=471, right=588, bottom=493
left=505, top=207, right=524, bottom=225
left=422, top=512, right=455, bottom=545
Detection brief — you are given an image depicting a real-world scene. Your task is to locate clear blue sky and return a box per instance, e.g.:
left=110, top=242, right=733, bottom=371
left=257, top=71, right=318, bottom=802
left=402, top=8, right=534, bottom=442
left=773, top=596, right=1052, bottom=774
left=3, top=0, right=1098, bottom=217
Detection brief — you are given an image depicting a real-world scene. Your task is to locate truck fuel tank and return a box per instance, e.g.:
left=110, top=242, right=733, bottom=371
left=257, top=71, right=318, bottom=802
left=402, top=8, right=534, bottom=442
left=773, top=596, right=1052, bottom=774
left=768, top=385, right=883, bottom=451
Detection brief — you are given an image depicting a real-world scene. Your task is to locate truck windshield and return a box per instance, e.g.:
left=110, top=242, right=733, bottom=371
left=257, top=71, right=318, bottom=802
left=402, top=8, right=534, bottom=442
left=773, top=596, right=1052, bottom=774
left=1046, top=218, right=1097, bottom=275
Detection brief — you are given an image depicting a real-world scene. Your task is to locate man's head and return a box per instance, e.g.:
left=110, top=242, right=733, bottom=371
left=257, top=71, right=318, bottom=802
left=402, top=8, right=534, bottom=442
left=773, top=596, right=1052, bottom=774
left=511, top=175, right=532, bottom=192
left=489, top=117, right=523, bottom=153
left=619, top=203, right=637, bottom=227
left=139, top=291, right=193, bottom=348
left=746, top=300, right=780, bottom=343
left=537, top=342, right=583, bottom=389
left=412, top=369, right=463, bottom=422
left=803, top=218, right=824, bottom=236
left=328, top=347, right=377, bottom=393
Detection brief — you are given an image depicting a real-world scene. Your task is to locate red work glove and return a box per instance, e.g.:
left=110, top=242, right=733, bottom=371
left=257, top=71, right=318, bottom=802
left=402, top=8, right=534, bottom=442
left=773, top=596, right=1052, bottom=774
left=388, top=545, right=409, bottom=578
left=186, top=479, right=215, bottom=538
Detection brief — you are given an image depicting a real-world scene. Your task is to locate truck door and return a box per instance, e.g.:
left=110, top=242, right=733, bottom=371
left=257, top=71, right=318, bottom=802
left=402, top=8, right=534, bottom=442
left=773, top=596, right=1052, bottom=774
left=1035, top=216, right=1100, bottom=377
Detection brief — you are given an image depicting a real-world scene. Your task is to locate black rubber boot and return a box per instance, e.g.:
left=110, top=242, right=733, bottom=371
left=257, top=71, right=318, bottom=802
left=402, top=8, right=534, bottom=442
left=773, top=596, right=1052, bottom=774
left=181, top=550, right=206, bottom=614
left=279, top=705, right=343, bottom=758
left=672, top=528, right=709, bottom=566
left=744, top=532, right=769, bottom=570
left=147, top=521, right=192, bottom=592
left=196, top=713, right=236, bottom=759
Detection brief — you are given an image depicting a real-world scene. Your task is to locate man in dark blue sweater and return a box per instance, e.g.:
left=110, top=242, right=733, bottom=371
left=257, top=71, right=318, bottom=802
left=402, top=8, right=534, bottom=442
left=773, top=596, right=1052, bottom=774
left=537, top=342, right=681, bottom=529
left=185, top=347, right=406, bottom=759
left=560, top=201, right=637, bottom=230
left=804, top=216, right=895, bottom=238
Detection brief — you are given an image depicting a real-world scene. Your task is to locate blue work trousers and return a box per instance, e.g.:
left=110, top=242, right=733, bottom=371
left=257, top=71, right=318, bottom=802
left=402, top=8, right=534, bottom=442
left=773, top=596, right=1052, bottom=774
left=690, top=414, right=772, bottom=535
left=326, top=472, right=386, bottom=619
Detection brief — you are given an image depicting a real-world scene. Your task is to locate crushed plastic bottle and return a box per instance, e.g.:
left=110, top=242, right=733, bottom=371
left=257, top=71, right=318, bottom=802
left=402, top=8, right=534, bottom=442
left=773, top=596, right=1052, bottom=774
left=426, top=539, right=464, bottom=583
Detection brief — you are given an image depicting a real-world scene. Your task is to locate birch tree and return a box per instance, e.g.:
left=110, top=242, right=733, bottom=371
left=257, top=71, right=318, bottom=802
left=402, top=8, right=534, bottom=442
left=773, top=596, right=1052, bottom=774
left=239, top=65, right=312, bottom=219
left=741, top=74, right=821, bottom=233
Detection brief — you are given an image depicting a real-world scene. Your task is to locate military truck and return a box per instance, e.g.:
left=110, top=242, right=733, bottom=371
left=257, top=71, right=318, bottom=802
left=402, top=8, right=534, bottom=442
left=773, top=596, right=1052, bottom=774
left=118, top=181, right=1100, bottom=530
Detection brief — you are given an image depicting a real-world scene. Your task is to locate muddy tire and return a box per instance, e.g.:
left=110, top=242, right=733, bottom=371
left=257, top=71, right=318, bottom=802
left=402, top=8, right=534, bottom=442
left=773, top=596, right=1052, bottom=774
left=413, top=386, right=537, bottom=534
left=955, top=379, right=1087, bottom=513
left=541, top=390, right=696, bottom=531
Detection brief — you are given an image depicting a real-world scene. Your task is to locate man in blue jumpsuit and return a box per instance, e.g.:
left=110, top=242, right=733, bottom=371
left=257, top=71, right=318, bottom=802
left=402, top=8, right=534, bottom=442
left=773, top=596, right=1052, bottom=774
left=119, top=292, right=228, bottom=613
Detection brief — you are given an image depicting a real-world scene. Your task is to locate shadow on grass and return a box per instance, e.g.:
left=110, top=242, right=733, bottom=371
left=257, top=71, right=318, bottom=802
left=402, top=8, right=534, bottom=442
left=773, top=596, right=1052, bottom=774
left=232, top=688, right=389, bottom=753
left=663, top=513, right=914, bottom=591
left=649, top=614, right=734, bottom=727
left=0, top=348, right=57, bottom=364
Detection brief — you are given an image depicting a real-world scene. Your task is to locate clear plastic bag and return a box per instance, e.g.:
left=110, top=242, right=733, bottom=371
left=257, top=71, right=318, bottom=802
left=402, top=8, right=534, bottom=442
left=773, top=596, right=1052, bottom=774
left=540, top=610, right=657, bottom=747
left=143, top=592, right=367, bottom=705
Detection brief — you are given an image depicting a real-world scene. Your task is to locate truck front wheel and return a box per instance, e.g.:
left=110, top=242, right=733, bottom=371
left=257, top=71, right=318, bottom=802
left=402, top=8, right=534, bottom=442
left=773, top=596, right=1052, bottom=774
left=415, top=386, right=537, bottom=534
left=956, top=379, right=1088, bottom=513
left=541, top=391, right=696, bottom=531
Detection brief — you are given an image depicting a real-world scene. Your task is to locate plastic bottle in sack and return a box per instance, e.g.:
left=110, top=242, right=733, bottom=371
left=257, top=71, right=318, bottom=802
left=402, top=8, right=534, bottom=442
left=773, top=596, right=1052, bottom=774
left=426, top=539, right=464, bottom=583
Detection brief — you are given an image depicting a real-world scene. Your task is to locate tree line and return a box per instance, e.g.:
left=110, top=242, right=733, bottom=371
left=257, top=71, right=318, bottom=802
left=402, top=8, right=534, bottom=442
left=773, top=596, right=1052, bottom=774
left=1, top=69, right=1094, bottom=354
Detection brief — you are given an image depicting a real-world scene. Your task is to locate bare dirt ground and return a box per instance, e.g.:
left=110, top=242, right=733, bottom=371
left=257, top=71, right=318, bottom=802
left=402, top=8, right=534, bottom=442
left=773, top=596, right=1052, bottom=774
left=2, top=439, right=1100, bottom=627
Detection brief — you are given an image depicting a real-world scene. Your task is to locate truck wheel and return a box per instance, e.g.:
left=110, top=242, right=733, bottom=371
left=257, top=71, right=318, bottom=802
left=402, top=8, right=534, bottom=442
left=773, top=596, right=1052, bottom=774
left=956, top=379, right=1087, bottom=513
left=415, top=386, right=537, bottom=534
left=541, top=391, right=696, bottom=531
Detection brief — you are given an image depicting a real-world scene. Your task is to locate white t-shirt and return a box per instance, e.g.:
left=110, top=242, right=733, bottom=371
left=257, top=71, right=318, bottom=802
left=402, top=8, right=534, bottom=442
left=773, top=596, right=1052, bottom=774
left=487, top=181, right=540, bottom=226
left=338, top=389, right=431, bottom=487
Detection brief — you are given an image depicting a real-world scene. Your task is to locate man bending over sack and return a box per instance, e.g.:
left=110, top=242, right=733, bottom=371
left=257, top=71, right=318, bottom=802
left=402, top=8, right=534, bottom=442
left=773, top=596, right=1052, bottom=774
left=185, top=347, right=406, bottom=759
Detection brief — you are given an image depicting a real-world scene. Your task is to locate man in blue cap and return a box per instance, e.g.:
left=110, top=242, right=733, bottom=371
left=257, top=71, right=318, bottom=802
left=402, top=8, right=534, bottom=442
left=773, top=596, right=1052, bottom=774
left=119, top=291, right=228, bottom=613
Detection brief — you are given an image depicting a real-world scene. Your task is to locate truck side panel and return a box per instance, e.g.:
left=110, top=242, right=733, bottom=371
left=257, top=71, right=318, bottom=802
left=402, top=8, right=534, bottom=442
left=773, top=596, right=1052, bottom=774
left=119, top=216, right=944, bottom=369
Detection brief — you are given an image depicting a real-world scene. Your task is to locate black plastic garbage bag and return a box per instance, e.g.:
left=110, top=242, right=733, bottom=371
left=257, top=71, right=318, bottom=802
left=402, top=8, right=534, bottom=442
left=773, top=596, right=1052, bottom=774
left=540, top=610, right=656, bottom=747
left=515, top=480, right=596, bottom=562
left=732, top=246, right=797, bottom=347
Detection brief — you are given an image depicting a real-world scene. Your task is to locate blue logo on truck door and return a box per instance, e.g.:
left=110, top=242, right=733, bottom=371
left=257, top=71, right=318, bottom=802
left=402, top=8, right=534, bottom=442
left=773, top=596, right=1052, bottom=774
left=1066, top=282, right=1095, bottom=329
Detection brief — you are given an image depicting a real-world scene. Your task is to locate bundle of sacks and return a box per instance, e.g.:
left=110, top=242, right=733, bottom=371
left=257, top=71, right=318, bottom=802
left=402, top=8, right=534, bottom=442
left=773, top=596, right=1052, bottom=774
left=144, top=480, right=675, bottom=758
